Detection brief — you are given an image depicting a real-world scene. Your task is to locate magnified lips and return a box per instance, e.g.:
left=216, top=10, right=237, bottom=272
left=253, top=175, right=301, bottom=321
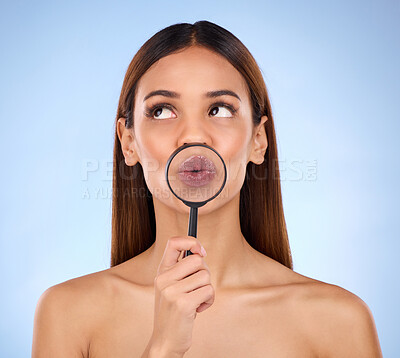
left=178, top=155, right=216, bottom=187
left=178, top=155, right=216, bottom=173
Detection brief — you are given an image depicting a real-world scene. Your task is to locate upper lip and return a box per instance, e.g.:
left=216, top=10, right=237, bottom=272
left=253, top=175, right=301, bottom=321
left=178, top=155, right=216, bottom=173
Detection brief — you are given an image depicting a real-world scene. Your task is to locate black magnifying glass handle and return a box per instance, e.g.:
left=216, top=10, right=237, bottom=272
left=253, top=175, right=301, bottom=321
left=183, top=206, right=198, bottom=258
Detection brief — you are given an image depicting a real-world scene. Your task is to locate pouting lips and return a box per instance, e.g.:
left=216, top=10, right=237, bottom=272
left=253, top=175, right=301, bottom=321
left=178, top=155, right=216, bottom=173
left=177, top=155, right=217, bottom=187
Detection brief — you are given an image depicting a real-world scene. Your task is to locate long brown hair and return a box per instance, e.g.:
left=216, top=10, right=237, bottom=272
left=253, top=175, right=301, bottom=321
left=111, top=21, right=293, bottom=269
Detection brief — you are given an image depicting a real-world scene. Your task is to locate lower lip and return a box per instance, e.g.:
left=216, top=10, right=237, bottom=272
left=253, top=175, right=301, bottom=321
left=178, top=170, right=216, bottom=187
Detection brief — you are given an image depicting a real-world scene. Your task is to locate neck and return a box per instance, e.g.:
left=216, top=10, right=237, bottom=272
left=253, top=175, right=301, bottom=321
left=146, top=193, right=256, bottom=291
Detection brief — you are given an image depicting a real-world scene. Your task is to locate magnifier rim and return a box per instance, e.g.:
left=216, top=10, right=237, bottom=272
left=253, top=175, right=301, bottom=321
left=165, top=143, right=227, bottom=206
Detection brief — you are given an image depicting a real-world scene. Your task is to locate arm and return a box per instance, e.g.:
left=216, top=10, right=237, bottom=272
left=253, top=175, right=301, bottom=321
left=313, top=285, right=383, bottom=358
left=331, top=294, right=382, bottom=357
left=32, top=284, right=89, bottom=358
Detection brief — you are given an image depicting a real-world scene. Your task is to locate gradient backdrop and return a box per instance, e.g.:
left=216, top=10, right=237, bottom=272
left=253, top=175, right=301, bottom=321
left=1, top=0, right=398, bottom=356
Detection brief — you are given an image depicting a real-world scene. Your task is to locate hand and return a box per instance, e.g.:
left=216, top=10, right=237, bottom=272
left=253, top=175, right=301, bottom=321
left=149, top=236, right=215, bottom=356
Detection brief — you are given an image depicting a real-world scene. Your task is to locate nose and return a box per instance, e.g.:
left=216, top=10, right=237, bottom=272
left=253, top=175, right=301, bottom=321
left=177, top=118, right=212, bottom=148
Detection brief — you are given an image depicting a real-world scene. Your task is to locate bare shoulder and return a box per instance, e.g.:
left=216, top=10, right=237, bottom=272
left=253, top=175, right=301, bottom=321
left=256, top=256, right=382, bottom=357
left=286, top=274, right=383, bottom=358
left=32, top=266, right=125, bottom=358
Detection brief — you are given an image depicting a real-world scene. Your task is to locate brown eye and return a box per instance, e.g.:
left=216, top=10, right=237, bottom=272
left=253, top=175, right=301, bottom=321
left=210, top=103, right=236, bottom=118
left=154, top=107, right=175, bottom=119
left=154, top=107, right=171, bottom=119
left=145, top=104, right=176, bottom=120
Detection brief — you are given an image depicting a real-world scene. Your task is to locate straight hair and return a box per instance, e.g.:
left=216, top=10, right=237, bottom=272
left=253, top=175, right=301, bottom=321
left=111, top=21, right=293, bottom=269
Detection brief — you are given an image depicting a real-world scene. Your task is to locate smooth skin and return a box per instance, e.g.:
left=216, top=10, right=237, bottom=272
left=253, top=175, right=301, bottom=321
left=32, top=46, right=383, bottom=357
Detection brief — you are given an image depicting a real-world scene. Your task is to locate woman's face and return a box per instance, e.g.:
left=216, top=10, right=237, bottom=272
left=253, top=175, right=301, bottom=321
left=118, top=46, right=267, bottom=215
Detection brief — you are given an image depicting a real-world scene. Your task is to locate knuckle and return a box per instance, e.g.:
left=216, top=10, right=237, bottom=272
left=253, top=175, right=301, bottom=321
left=166, top=237, right=175, bottom=248
left=162, top=285, right=174, bottom=301
left=205, top=284, right=214, bottom=296
left=199, top=269, right=210, bottom=281
left=168, top=236, right=179, bottom=247
left=191, top=254, right=203, bottom=267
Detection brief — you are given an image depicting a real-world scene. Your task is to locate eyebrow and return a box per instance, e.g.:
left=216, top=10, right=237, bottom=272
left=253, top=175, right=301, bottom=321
left=143, top=89, right=241, bottom=102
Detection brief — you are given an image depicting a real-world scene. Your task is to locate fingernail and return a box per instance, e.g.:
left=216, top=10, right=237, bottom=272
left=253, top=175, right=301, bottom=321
left=200, top=245, right=207, bottom=257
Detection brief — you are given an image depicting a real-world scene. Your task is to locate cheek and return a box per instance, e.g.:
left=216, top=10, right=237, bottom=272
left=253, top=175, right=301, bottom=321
left=135, top=127, right=171, bottom=195
left=196, top=137, right=251, bottom=215
left=217, top=128, right=251, bottom=185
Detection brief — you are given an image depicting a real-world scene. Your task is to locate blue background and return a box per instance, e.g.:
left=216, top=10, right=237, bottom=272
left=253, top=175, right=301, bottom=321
left=1, top=0, right=398, bottom=356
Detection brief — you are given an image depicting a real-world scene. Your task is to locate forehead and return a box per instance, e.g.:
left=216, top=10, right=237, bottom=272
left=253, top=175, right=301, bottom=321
left=135, top=46, right=249, bottom=102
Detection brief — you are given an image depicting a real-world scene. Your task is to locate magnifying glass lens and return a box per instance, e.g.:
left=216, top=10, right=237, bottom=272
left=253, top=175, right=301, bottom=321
left=167, top=145, right=225, bottom=204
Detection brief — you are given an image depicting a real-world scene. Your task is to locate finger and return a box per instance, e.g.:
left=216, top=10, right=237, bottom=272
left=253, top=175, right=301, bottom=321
left=173, top=269, right=211, bottom=294
left=158, top=236, right=205, bottom=274
left=187, top=284, right=215, bottom=312
left=164, top=253, right=208, bottom=282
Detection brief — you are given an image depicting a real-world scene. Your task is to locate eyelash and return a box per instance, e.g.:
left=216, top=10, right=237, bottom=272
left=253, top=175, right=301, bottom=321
left=144, top=101, right=238, bottom=120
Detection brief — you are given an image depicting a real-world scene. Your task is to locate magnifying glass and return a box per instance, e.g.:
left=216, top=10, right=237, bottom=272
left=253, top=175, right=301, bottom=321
left=165, top=143, right=227, bottom=258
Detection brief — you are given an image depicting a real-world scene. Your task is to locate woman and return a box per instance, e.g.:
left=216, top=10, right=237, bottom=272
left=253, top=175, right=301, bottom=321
left=32, top=21, right=382, bottom=357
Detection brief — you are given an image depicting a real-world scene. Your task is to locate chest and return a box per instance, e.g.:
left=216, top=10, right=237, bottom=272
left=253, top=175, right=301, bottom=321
left=88, top=291, right=316, bottom=358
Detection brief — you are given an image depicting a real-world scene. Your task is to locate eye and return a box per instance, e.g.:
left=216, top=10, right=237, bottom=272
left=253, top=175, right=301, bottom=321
left=154, top=106, right=175, bottom=120
left=209, top=105, right=235, bottom=118
left=144, top=104, right=176, bottom=120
